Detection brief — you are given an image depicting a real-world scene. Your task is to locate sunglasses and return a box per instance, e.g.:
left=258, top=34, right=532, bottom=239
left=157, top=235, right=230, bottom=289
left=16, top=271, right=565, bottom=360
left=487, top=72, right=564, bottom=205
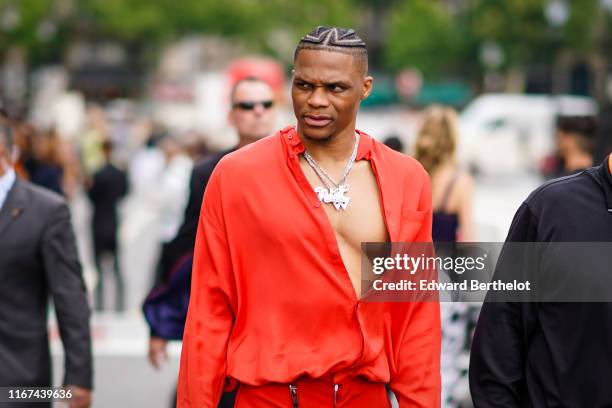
left=233, top=100, right=274, bottom=111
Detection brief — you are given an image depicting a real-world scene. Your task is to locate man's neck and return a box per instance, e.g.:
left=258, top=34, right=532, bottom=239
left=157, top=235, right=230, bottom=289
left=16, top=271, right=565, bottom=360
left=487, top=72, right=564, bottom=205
left=237, top=135, right=258, bottom=149
left=608, top=154, right=612, bottom=175
left=564, top=152, right=593, bottom=173
left=298, top=126, right=357, bottom=164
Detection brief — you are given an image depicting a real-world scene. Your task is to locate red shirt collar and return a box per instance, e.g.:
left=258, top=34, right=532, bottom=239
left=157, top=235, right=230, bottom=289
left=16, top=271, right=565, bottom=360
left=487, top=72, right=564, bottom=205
left=280, top=125, right=374, bottom=161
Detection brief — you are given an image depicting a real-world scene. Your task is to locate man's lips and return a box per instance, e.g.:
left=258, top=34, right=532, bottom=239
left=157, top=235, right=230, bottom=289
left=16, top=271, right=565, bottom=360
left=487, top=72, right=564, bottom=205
left=304, top=114, right=332, bottom=128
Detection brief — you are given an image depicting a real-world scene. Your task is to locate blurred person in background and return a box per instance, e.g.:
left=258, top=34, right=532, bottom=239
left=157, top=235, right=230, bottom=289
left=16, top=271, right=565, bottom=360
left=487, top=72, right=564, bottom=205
left=144, top=76, right=277, bottom=408
left=415, top=105, right=475, bottom=408
left=80, top=104, right=108, bottom=177
left=155, top=134, right=194, bottom=245
left=60, top=138, right=85, bottom=200
left=415, top=105, right=474, bottom=243
left=119, top=125, right=173, bottom=311
left=11, top=121, right=36, bottom=180
left=0, top=106, right=92, bottom=407
left=87, top=139, right=128, bottom=312
left=554, top=115, right=596, bottom=177
left=126, top=125, right=167, bottom=197
left=177, top=26, right=440, bottom=407
left=27, top=130, right=65, bottom=196
left=595, top=106, right=612, bottom=163
left=383, top=134, right=404, bottom=153
left=181, top=130, right=211, bottom=162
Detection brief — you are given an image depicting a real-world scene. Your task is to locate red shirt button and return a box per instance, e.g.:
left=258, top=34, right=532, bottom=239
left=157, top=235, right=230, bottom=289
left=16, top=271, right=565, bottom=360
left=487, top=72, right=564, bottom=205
left=314, top=201, right=321, bottom=208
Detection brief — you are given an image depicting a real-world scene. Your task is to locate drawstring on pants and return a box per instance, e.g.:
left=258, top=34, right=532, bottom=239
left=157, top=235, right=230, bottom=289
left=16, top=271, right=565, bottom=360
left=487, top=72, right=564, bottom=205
left=333, top=384, right=341, bottom=406
left=289, top=384, right=298, bottom=408
left=288, top=383, right=342, bottom=407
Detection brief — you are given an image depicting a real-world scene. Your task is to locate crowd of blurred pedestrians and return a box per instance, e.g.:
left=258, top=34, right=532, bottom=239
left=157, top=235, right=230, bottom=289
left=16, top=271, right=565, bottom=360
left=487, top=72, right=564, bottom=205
left=1, top=99, right=214, bottom=314
left=0, top=57, right=607, bottom=408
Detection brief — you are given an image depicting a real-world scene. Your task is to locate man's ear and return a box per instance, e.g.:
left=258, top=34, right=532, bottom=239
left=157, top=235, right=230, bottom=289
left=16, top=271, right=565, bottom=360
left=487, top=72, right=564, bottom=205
left=228, top=109, right=236, bottom=127
left=361, top=76, right=374, bottom=100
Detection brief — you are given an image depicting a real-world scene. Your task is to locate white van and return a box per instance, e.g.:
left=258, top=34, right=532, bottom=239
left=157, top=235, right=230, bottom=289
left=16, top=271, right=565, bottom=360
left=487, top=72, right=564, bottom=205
left=458, top=94, right=597, bottom=176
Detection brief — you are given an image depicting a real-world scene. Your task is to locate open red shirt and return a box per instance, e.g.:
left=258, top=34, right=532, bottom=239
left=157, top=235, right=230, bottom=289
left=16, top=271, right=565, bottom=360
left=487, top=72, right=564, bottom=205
left=177, top=126, right=441, bottom=407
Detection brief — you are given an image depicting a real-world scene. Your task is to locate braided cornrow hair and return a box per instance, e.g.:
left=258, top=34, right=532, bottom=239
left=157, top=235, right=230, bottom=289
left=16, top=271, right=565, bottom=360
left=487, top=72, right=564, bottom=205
left=294, top=26, right=368, bottom=74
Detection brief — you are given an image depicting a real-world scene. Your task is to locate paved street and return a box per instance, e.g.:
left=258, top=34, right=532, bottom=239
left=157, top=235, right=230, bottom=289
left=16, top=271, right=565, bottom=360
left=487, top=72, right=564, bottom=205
left=51, top=314, right=181, bottom=408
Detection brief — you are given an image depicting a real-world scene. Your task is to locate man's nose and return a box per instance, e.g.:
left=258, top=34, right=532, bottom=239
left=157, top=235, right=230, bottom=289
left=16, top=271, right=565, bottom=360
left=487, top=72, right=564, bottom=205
left=253, top=104, right=266, bottom=115
left=307, top=87, right=329, bottom=108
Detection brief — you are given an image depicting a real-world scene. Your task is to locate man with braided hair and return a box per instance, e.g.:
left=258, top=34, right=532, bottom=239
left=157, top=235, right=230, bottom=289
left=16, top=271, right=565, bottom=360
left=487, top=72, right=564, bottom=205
left=178, top=26, right=440, bottom=407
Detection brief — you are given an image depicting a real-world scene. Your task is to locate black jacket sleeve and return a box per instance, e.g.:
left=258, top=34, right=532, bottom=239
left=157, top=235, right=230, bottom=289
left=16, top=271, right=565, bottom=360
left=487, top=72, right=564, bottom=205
left=469, top=203, right=539, bottom=407
left=42, top=202, right=93, bottom=389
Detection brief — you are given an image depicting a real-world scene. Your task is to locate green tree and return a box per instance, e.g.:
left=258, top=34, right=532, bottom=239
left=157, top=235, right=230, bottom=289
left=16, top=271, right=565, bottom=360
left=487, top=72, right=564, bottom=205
left=384, top=0, right=464, bottom=78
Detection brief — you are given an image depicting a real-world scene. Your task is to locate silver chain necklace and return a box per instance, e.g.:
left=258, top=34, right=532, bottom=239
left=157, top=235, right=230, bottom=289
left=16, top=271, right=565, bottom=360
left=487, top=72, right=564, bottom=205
left=303, top=133, right=360, bottom=211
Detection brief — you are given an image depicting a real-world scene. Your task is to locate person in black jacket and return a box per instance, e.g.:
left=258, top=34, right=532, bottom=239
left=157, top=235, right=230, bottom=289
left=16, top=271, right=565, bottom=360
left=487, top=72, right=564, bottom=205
left=143, top=77, right=277, bottom=408
left=87, top=140, right=128, bottom=311
left=470, top=154, right=612, bottom=407
left=0, top=108, right=92, bottom=407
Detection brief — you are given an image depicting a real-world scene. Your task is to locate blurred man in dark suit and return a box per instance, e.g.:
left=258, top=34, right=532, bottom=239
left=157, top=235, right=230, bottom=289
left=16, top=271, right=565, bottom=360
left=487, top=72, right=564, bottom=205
left=0, top=107, right=93, bottom=408
left=87, top=140, right=128, bottom=312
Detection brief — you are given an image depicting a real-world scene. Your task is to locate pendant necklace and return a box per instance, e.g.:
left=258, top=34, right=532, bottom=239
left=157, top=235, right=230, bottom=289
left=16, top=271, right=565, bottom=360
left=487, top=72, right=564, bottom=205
left=303, top=132, right=359, bottom=211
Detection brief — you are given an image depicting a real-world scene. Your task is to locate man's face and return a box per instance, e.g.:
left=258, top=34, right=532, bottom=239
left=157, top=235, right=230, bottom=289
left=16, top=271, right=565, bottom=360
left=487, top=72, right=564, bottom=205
left=229, top=81, right=276, bottom=140
left=556, top=130, right=574, bottom=157
left=292, top=49, right=372, bottom=142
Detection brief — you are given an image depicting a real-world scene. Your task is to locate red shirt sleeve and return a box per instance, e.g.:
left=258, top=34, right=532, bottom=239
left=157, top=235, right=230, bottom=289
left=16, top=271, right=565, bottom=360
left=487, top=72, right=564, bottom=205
left=177, top=168, right=236, bottom=408
left=390, top=171, right=442, bottom=407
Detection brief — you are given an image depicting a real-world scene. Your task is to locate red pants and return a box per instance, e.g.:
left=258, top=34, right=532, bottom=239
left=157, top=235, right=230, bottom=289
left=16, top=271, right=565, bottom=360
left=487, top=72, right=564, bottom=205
left=235, top=376, right=391, bottom=408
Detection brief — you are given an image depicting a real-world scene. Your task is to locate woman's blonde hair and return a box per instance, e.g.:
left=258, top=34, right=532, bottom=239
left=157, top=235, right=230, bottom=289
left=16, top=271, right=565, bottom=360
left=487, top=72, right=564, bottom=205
left=414, top=105, right=459, bottom=174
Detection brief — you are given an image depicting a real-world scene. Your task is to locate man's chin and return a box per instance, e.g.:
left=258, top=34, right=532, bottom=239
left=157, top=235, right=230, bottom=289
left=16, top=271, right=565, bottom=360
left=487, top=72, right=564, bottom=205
left=299, top=125, right=336, bottom=143
left=303, top=133, right=333, bottom=144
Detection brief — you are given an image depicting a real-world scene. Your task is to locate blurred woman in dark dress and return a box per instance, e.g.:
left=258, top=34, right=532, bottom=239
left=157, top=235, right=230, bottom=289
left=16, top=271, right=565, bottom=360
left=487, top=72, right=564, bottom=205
left=415, top=105, right=475, bottom=408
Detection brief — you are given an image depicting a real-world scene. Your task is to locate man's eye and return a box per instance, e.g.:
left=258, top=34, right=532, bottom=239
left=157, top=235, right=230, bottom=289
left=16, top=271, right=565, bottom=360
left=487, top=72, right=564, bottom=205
left=328, top=84, right=345, bottom=92
left=296, top=82, right=312, bottom=90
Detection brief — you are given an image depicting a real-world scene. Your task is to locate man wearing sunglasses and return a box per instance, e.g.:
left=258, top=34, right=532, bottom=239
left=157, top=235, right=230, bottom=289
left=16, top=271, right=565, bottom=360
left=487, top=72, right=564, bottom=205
left=144, top=77, right=276, bottom=407
left=0, top=106, right=92, bottom=408
left=230, top=97, right=275, bottom=148
left=178, top=26, right=439, bottom=407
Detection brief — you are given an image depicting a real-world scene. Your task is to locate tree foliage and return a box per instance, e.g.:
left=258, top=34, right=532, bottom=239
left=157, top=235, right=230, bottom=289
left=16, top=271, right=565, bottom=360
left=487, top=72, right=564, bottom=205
left=0, top=0, right=609, bottom=79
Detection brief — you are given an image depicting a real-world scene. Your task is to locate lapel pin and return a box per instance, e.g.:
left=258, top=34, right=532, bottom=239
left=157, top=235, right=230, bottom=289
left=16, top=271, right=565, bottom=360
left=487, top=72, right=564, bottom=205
left=11, top=208, right=21, bottom=217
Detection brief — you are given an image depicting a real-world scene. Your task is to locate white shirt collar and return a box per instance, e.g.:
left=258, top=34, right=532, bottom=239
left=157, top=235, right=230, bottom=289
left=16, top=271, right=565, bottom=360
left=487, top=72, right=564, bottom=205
left=0, top=167, right=16, bottom=210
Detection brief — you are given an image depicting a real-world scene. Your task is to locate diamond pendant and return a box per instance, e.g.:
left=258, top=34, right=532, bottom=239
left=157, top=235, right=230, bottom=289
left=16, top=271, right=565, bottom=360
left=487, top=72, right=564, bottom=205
left=314, top=184, right=350, bottom=211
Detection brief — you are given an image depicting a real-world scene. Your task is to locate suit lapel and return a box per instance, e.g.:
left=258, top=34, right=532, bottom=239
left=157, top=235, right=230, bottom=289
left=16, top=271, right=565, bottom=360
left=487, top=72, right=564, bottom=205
left=0, top=180, right=26, bottom=237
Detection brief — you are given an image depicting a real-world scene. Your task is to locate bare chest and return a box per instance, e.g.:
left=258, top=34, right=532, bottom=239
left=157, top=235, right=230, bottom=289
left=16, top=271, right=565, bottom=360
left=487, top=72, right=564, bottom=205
left=300, top=158, right=388, bottom=296
left=301, top=159, right=388, bottom=241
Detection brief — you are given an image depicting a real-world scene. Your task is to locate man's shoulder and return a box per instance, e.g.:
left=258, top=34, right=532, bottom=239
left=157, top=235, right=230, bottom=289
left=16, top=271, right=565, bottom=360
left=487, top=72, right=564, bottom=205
left=192, top=150, right=230, bottom=178
left=99, top=163, right=126, bottom=178
left=20, top=180, right=66, bottom=207
left=525, top=170, right=593, bottom=206
left=370, top=138, right=428, bottom=178
left=213, top=131, right=282, bottom=176
left=522, top=170, right=599, bottom=220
